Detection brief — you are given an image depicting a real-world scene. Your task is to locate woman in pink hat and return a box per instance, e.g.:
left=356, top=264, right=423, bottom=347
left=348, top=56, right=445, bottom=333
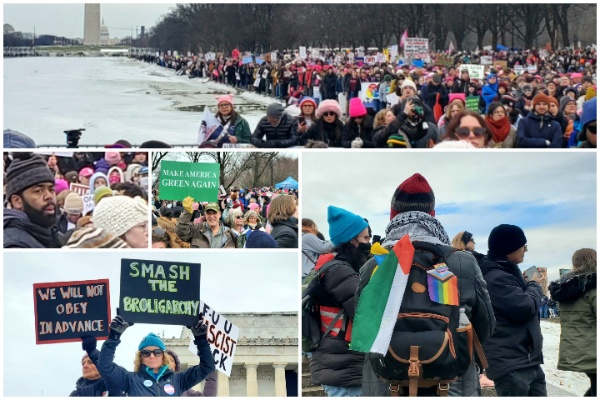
left=208, top=94, right=251, bottom=147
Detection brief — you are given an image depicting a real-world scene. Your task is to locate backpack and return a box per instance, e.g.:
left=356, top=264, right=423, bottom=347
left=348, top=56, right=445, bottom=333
left=357, top=241, right=474, bottom=396
left=301, top=259, right=346, bottom=352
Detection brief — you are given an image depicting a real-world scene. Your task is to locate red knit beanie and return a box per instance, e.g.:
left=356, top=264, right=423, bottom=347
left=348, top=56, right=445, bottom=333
left=532, top=93, right=551, bottom=109
left=390, top=173, right=435, bottom=220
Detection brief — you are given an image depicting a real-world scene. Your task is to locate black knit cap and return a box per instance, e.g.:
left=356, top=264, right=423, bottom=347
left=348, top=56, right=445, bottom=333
left=6, top=153, right=55, bottom=199
left=488, top=224, right=527, bottom=257
left=390, top=173, right=435, bottom=219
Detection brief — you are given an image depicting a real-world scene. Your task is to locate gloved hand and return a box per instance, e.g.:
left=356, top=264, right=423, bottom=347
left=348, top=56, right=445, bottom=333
left=189, top=320, right=208, bottom=339
left=351, top=137, right=363, bottom=148
left=81, top=335, right=97, bottom=354
left=183, top=196, right=195, bottom=213
left=109, top=315, right=133, bottom=339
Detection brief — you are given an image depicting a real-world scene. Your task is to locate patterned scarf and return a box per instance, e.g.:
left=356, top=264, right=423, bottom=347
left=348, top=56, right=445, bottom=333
left=382, top=211, right=450, bottom=248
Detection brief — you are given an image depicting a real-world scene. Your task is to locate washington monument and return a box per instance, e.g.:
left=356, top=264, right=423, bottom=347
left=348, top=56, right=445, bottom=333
left=83, top=4, right=100, bottom=45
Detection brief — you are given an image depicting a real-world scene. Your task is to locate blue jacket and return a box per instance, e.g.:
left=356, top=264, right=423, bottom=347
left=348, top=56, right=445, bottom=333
left=478, top=255, right=544, bottom=380
left=98, top=337, right=215, bottom=396
left=516, top=112, right=562, bottom=148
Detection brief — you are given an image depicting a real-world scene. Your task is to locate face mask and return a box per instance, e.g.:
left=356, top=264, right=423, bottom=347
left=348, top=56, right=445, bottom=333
left=357, top=242, right=371, bottom=255
left=140, top=176, right=148, bottom=188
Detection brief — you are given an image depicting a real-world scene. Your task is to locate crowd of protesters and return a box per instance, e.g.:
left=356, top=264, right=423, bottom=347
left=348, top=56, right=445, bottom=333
left=133, top=46, right=597, bottom=149
left=151, top=186, right=299, bottom=249
left=3, top=151, right=150, bottom=248
left=302, top=173, right=596, bottom=397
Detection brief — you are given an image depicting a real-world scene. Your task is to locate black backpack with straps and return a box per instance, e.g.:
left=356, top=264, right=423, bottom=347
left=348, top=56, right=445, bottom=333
left=301, top=259, right=347, bottom=352
left=357, top=241, right=476, bottom=396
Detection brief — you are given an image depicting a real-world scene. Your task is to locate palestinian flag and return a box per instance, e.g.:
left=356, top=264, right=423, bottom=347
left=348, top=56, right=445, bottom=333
left=350, top=235, right=414, bottom=355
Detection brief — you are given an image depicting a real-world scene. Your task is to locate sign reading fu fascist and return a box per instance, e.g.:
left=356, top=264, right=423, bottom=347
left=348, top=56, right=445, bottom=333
left=33, top=279, right=111, bottom=344
left=119, top=259, right=201, bottom=326
left=159, top=160, right=220, bottom=202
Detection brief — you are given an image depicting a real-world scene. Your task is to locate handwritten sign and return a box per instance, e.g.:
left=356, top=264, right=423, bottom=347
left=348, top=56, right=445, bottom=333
left=299, top=47, right=307, bottom=59
left=119, top=259, right=201, bottom=326
left=480, top=56, right=493, bottom=65
left=82, top=194, right=95, bottom=216
left=466, top=96, right=480, bottom=112
left=189, top=301, right=240, bottom=376
left=404, top=38, right=429, bottom=60
left=463, top=64, right=485, bottom=80
left=159, top=160, right=220, bottom=202
left=34, top=279, right=110, bottom=344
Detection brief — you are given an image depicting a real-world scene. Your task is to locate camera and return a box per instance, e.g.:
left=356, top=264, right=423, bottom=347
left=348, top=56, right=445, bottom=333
left=64, top=128, right=85, bottom=148
left=411, top=98, right=424, bottom=116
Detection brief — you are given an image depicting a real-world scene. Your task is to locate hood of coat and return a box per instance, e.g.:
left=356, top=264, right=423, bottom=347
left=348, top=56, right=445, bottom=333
left=3, top=208, right=57, bottom=246
left=549, top=272, right=596, bottom=303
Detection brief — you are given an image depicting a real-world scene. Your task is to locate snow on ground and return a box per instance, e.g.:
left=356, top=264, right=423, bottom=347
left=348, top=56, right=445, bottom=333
left=540, top=320, right=589, bottom=396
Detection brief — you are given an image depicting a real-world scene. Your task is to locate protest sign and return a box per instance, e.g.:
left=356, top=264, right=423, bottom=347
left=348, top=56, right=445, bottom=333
left=514, top=65, right=524, bottom=74
left=463, top=64, right=485, bottom=80
left=404, top=38, right=429, bottom=60
left=480, top=56, right=493, bottom=65
left=527, top=64, right=538, bottom=73
left=69, top=183, right=89, bottom=196
left=271, top=52, right=277, bottom=62
left=390, top=45, right=398, bottom=59
left=242, top=56, right=253, bottom=65
left=205, top=52, right=215, bottom=61
left=188, top=301, right=240, bottom=376
left=466, top=96, right=480, bottom=112
left=119, top=259, right=201, bottom=326
left=359, top=82, right=380, bottom=104
left=495, top=60, right=508, bottom=69
left=159, top=159, right=219, bottom=202
left=365, top=56, right=376, bottom=65
left=82, top=194, right=95, bottom=216
left=34, top=279, right=110, bottom=344
left=255, top=57, right=264, bottom=65
left=299, top=46, right=307, bottom=59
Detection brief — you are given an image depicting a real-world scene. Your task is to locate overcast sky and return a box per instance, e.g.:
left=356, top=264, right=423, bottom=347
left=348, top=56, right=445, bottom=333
left=302, top=151, right=597, bottom=283
left=4, top=251, right=298, bottom=397
left=4, top=3, right=174, bottom=39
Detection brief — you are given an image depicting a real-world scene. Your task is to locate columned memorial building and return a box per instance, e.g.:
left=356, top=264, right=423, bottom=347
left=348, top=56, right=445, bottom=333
left=163, top=312, right=298, bottom=397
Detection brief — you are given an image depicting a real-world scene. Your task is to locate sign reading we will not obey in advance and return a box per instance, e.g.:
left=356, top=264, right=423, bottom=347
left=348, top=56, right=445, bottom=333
left=188, top=301, right=240, bottom=376
left=33, top=279, right=111, bottom=344
left=119, top=258, right=201, bottom=326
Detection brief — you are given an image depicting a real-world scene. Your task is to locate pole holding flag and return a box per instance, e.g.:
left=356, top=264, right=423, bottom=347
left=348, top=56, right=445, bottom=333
left=400, top=29, right=408, bottom=48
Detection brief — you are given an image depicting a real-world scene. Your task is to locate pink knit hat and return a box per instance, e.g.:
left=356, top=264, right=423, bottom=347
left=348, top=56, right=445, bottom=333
left=55, top=178, right=69, bottom=194
left=349, top=98, right=367, bottom=118
left=248, top=203, right=260, bottom=211
left=448, top=93, right=466, bottom=106
left=217, top=94, right=234, bottom=106
left=316, top=100, right=343, bottom=119
left=104, top=152, right=121, bottom=165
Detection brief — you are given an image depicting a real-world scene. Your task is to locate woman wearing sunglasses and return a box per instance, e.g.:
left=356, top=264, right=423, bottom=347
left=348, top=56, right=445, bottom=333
left=98, top=315, right=215, bottom=396
left=443, top=110, right=492, bottom=148
left=300, top=99, right=344, bottom=147
left=485, top=102, right=517, bottom=148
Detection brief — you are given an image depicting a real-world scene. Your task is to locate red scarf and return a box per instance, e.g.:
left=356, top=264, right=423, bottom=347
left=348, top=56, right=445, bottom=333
left=485, top=115, right=511, bottom=143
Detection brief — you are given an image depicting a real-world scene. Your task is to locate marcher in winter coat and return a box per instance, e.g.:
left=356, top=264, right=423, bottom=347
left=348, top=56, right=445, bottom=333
left=342, top=98, right=375, bottom=148
left=301, top=219, right=334, bottom=278
left=301, top=100, right=344, bottom=147
left=251, top=104, right=298, bottom=148
left=516, top=93, right=563, bottom=148
left=176, top=201, right=236, bottom=248
left=309, top=206, right=369, bottom=395
left=478, top=224, right=547, bottom=396
left=71, top=336, right=123, bottom=397
left=165, top=349, right=219, bottom=397
left=98, top=317, right=215, bottom=397
left=549, top=248, right=596, bottom=396
left=268, top=195, right=298, bottom=248
left=377, top=96, right=438, bottom=148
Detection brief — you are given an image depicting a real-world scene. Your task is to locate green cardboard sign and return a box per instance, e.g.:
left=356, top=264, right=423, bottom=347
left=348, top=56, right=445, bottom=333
left=466, top=96, right=480, bottom=112
left=159, top=160, right=220, bottom=201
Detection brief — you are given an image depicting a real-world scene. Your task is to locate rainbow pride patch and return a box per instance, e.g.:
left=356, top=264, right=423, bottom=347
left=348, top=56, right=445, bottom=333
left=427, top=263, right=459, bottom=306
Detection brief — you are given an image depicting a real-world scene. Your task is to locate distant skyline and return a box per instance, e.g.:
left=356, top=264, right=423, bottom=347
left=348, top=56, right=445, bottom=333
left=4, top=3, right=174, bottom=39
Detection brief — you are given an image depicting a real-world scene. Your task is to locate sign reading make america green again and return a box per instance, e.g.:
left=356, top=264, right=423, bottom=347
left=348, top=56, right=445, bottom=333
left=160, top=160, right=220, bottom=201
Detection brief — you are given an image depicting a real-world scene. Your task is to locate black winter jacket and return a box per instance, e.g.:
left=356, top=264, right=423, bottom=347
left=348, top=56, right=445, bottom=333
left=377, top=112, right=438, bottom=148
left=301, top=119, right=344, bottom=147
left=251, top=114, right=298, bottom=148
left=70, top=377, right=108, bottom=397
left=270, top=217, right=298, bottom=248
left=309, top=253, right=365, bottom=387
left=3, top=209, right=61, bottom=248
left=341, top=116, right=375, bottom=148
left=98, top=336, right=215, bottom=396
left=478, top=254, right=544, bottom=380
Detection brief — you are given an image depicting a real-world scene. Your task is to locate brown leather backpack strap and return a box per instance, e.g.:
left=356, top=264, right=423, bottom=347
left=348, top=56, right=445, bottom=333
left=408, top=346, right=421, bottom=396
left=437, top=382, right=450, bottom=396
left=473, top=330, right=489, bottom=370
